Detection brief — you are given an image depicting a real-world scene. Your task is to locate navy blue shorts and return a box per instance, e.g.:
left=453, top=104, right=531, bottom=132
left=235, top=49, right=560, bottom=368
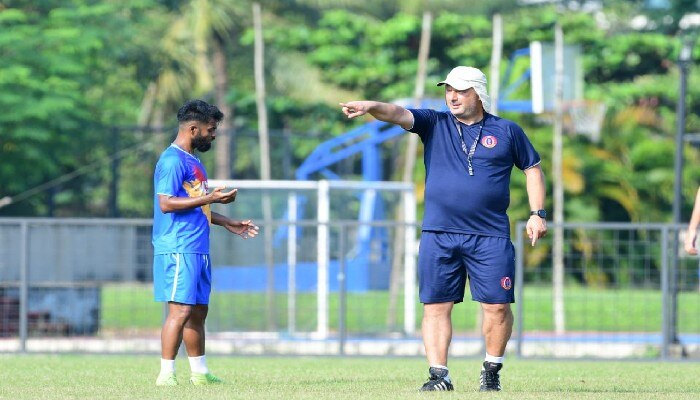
left=418, top=231, right=515, bottom=304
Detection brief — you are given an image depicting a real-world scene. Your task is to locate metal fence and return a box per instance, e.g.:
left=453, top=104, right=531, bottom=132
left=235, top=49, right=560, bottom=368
left=1, top=218, right=699, bottom=359
left=514, top=221, right=700, bottom=359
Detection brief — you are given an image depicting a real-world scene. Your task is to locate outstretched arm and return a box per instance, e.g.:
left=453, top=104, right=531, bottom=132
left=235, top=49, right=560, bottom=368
left=340, top=101, right=414, bottom=130
left=685, top=187, right=700, bottom=255
left=211, top=212, right=259, bottom=239
left=524, top=165, right=547, bottom=246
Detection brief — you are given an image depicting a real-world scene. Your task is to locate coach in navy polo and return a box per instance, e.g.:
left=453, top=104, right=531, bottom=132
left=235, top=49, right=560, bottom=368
left=340, top=66, right=547, bottom=392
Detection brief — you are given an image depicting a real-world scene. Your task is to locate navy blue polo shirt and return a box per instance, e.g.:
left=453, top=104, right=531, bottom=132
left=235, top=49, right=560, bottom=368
left=408, top=109, right=540, bottom=238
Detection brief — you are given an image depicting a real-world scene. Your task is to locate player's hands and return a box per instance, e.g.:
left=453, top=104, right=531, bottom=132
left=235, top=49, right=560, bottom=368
left=209, top=187, right=237, bottom=204
left=526, top=215, right=547, bottom=246
left=223, top=219, right=259, bottom=239
left=685, top=229, right=697, bottom=255
left=340, top=101, right=371, bottom=119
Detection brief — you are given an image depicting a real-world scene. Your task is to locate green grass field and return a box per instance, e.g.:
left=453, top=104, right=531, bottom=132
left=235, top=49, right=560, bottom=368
left=1, top=354, right=699, bottom=399
left=100, top=284, right=700, bottom=334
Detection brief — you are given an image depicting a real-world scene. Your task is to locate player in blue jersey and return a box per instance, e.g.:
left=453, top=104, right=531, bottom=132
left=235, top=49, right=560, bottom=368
left=340, top=66, right=547, bottom=392
left=152, top=99, right=259, bottom=386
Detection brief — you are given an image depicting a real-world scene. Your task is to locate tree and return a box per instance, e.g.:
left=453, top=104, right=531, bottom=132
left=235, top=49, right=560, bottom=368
left=0, top=0, right=169, bottom=216
left=137, top=0, right=253, bottom=179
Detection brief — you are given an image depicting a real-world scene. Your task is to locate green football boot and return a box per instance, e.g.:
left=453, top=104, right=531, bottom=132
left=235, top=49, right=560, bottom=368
left=190, top=372, right=223, bottom=385
left=155, top=372, right=178, bottom=386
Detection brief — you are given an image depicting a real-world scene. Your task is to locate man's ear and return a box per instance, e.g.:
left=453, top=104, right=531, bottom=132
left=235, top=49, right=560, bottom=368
left=188, top=123, right=198, bottom=135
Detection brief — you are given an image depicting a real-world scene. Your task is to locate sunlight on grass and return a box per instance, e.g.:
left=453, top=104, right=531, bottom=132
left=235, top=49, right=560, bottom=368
left=1, top=355, right=699, bottom=400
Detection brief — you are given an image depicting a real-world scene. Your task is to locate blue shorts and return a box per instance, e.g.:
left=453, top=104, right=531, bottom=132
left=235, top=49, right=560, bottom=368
left=418, top=231, right=515, bottom=304
left=153, top=253, right=212, bottom=305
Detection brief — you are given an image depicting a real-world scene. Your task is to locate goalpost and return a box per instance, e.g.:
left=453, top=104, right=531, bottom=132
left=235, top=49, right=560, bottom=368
left=209, top=179, right=418, bottom=338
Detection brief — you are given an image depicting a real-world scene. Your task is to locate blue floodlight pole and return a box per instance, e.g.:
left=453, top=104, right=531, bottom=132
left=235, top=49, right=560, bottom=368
left=670, top=36, right=693, bottom=353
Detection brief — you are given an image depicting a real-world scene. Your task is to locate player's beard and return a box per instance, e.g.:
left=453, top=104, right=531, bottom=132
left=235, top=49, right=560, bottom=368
left=192, top=134, right=212, bottom=152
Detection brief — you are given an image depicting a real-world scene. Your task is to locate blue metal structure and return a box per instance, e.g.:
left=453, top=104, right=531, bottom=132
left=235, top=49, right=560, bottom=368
left=297, top=120, right=401, bottom=181
left=292, top=100, right=449, bottom=285
left=293, top=120, right=410, bottom=285
left=296, top=99, right=451, bottom=180
left=498, top=47, right=534, bottom=113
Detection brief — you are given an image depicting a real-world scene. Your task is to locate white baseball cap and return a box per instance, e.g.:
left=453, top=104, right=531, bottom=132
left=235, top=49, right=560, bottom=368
left=437, top=66, right=488, bottom=91
left=437, top=66, right=491, bottom=112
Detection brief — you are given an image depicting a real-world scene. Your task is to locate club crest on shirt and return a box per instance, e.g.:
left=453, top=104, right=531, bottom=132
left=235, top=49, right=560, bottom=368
left=500, top=276, right=512, bottom=290
left=481, top=135, right=498, bottom=148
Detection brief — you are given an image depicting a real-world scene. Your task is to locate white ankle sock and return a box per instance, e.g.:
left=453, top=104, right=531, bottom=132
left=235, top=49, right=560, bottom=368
left=485, top=353, right=504, bottom=364
left=188, top=355, right=209, bottom=374
left=160, top=358, right=176, bottom=374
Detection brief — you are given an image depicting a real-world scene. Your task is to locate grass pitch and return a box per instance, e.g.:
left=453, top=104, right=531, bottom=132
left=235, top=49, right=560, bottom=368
left=1, top=354, right=699, bottom=399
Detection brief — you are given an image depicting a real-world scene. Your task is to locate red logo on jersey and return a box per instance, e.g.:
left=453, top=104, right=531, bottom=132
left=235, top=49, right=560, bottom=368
left=500, top=276, right=512, bottom=290
left=193, top=165, right=208, bottom=191
left=481, top=135, right=498, bottom=148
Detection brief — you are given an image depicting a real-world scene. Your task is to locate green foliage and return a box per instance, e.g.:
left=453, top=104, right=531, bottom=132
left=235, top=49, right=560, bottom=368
left=0, top=0, right=171, bottom=215
left=273, top=10, right=425, bottom=100
left=431, top=13, right=493, bottom=69
left=2, top=0, right=700, bottom=245
left=590, top=33, right=676, bottom=83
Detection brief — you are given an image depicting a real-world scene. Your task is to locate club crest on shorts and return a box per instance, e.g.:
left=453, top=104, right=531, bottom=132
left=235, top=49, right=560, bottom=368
left=481, top=135, right=497, bottom=148
left=500, top=276, right=512, bottom=290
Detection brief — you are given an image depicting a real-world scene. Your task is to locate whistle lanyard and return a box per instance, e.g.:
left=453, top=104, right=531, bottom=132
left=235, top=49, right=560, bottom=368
left=453, top=118, right=484, bottom=176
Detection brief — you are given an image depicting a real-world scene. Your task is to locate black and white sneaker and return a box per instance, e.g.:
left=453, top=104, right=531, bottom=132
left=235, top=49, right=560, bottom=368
left=479, top=361, right=502, bottom=392
left=419, top=367, right=454, bottom=391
